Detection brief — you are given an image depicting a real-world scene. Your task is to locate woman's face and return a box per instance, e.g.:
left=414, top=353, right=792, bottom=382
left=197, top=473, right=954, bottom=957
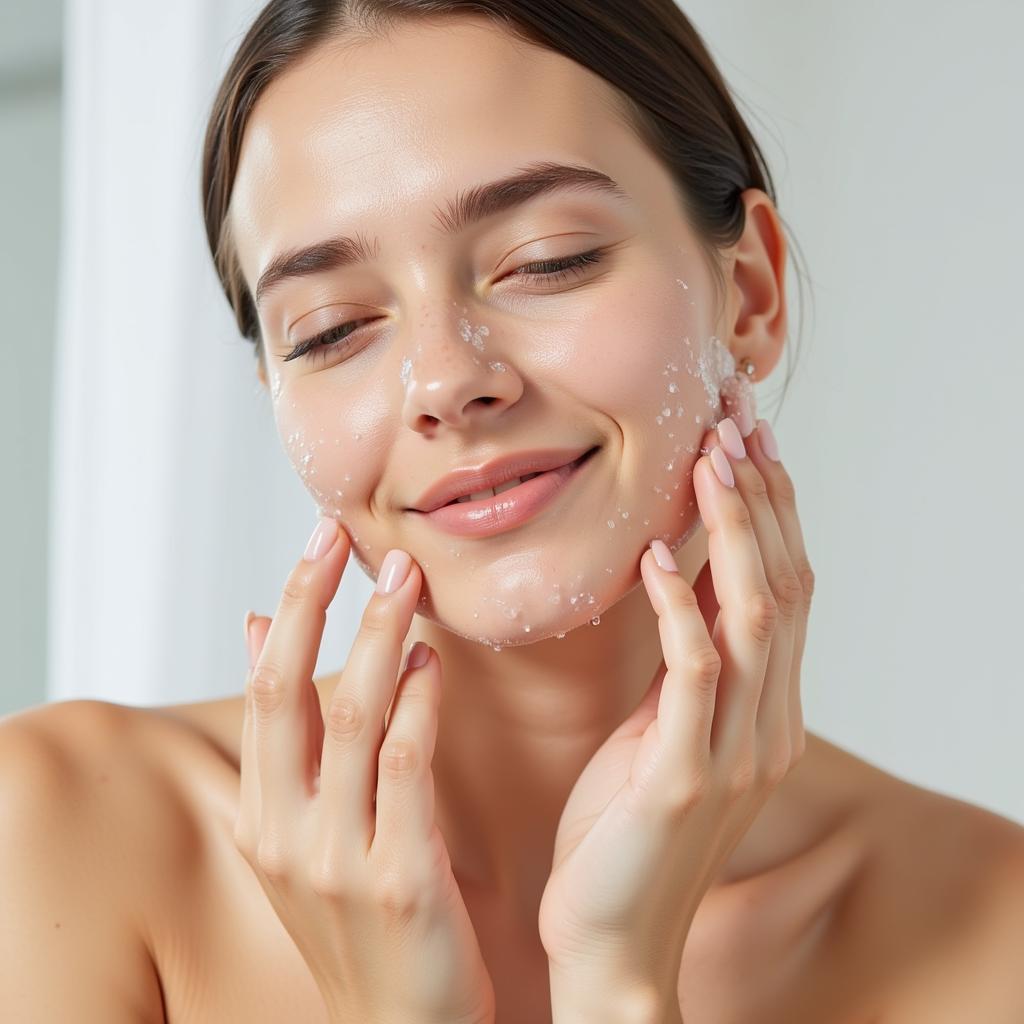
left=228, top=16, right=738, bottom=647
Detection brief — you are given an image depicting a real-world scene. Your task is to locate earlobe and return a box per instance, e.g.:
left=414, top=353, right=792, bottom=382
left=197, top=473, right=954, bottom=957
left=726, top=189, right=788, bottom=378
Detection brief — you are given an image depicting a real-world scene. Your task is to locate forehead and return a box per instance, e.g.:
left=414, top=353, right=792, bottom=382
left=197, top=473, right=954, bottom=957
left=228, top=16, right=642, bottom=280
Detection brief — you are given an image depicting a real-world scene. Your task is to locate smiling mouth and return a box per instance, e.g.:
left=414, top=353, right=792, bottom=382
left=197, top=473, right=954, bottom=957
left=435, top=446, right=599, bottom=508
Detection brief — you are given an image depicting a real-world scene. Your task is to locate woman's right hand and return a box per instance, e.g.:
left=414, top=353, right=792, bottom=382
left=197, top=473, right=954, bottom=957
left=237, top=516, right=496, bottom=1024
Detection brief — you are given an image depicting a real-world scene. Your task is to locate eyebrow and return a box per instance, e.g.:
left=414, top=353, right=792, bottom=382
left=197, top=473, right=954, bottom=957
left=253, top=161, right=631, bottom=308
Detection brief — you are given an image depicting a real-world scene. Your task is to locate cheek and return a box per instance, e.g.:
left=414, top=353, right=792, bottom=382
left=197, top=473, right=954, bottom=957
left=549, top=281, right=729, bottom=457
left=270, top=367, right=389, bottom=531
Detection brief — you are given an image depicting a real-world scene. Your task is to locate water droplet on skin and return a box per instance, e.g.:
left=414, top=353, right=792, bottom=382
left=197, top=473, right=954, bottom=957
left=556, top=632, right=566, bottom=639
left=492, top=643, right=503, bottom=652
left=606, top=519, right=615, bottom=528
left=590, top=616, right=601, bottom=626
left=668, top=382, right=679, bottom=394
left=523, top=625, right=531, bottom=633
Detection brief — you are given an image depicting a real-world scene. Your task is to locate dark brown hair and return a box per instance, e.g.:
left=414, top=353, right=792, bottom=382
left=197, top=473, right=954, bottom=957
left=201, top=0, right=810, bottom=413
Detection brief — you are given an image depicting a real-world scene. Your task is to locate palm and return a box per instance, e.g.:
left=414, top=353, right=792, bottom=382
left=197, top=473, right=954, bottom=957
left=539, top=560, right=718, bottom=942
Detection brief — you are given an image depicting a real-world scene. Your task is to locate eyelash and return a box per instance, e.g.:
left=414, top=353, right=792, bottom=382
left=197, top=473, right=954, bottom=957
left=280, top=247, right=608, bottom=365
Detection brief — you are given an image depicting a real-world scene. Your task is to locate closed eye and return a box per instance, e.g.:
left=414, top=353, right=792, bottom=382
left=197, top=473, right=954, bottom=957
left=280, top=247, right=609, bottom=366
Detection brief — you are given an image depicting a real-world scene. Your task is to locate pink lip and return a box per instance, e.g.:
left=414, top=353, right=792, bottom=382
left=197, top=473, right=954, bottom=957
left=409, top=445, right=597, bottom=514
left=412, top=447, right=599, bottom=538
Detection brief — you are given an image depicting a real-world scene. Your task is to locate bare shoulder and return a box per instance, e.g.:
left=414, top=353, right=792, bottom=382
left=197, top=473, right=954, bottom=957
left=0, top=699, right=184, bottom=1021
left=840, top=750, right=1024, bottom=1022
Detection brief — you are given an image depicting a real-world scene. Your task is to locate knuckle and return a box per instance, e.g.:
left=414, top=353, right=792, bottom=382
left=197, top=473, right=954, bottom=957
left=772, top=471, right=798, bottom=510
left=797, top=563, right=816, bottom=606
left=249, top=662, right=287, bottom=715
left=685, top=644, right=722, bottom=689
left=325, top=694, right=365, bottom=742
left=665, top=768, right=712, bottom=816
left=356, top=603, right=391, bottom=645
left=726, top=497, right=755, bottom=532
left=380, top=737, right=419, bottom=777
left=761, top=745, right=792, bottom=788
left=791, top=729, right=808, bottom=764
left=306, top=851, right=351, bottom=900
left=232, top=822, right=257, bottom=862
left=773, top=568, right=804, bottom=621
left=744, top=469, right=769, bottom=501
left=280, top=572, right=313, bottom=609
left=745, top=589, right=779, bottom=643
left=372, top=870, right=419, bottom=921
left=725, top=758, right=757, bottom=801
left=255, top=837, right=291, bottom=882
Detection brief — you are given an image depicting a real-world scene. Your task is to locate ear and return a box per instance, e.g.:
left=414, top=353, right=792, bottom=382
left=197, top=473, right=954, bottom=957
left=723, top=188, right=788, bottom=380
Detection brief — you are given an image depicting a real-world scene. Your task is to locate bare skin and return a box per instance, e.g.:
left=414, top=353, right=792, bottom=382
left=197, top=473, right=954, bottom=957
left=5, top=689, right=1020, bottom=1024
left=4, top=12, right=1023, bottom=1024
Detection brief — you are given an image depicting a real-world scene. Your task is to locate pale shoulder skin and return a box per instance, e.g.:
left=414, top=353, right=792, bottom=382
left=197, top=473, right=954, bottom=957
left=2, top=689, right=1021, bottom=1024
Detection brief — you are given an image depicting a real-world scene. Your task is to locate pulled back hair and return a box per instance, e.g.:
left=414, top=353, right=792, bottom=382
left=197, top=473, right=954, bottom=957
left=201, top=0, right=810, bottom=413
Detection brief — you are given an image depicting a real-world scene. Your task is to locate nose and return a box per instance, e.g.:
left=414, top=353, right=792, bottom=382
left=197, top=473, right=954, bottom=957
left=399, top=313, right=523, bottom=434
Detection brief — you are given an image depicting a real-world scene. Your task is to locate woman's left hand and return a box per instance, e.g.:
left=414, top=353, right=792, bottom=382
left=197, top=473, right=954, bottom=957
left=538, top=415, right=813, bottom=1016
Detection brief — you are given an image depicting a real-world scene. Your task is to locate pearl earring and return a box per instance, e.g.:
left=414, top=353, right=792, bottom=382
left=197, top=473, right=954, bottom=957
left=737, top=357, right=755, bottom=377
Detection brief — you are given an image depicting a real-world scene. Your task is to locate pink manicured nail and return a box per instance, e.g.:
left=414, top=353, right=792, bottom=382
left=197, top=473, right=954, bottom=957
left=304, top=516, right=338, bottom=561
left=717, top=417, right=746, bottom=460
left=735, top=392, right=756, bottom=437
left=243, top=609, right=258, bottom=670
left=650, top=538, right=679, bottom=573
left=406, top=641, right=430, bottom=670
left=757, top=419, right=780, bottom=461
left=709, top=446, right=735, bottom=487
left=376, top=548, right=412, bottom=595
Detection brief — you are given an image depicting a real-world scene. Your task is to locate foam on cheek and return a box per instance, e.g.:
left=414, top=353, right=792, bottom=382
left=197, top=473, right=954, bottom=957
left=269, top=365, right=378, bottom=580
left=389, top=281, right=737, bottom=650
left=267, top=274, right=742, bottom=652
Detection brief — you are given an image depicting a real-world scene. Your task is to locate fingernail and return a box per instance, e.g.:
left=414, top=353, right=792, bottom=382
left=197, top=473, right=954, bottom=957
left=304, top=516, right=339, bottom=561
left=717, top=416, right=746, bottom=460
left=243, top=609, right=258, bottom=669
left=376, top=548, right=412, bottom=595
left=709, top=446, right=735, bottom=487
left=757, top=419, right=781, bottom=461
left=407, top=641, right=430, bottom=670
left=650, top=538, right=679, bottom=573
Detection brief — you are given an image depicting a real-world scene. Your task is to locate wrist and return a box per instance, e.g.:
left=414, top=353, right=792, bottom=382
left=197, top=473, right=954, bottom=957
left=549, top=971, right=682, bottom=1024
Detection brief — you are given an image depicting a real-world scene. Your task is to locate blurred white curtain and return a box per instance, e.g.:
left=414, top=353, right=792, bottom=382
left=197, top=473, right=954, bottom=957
left=48, top=0, right=372, bottom=707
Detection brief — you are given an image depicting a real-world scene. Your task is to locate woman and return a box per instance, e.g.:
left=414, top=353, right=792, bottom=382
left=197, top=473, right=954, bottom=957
left=4, top=1, right=1022, bottom=1021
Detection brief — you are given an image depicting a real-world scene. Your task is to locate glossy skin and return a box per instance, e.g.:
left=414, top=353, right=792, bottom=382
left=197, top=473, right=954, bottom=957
left=3, top=12, right=1024, bottom=1024
left=227, top=13, right=792, bottom=951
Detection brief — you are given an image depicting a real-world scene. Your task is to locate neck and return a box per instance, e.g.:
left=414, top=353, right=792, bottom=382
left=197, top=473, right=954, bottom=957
left=397, top=527, right=715, bottom=925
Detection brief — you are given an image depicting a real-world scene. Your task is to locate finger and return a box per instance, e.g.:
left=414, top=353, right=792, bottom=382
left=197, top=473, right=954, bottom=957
left=712, top=419, right=800, bottom=751
left=251, top=518, right=349, bottom=836
left=691, top=432, right=775, bottom=758
left=318, top=548, right=424, bottom=857
left=639, top=543, right=719, bottom=775
left=237, top=612, right=271, bottom=853
left=372, top=642, right=442, bottom=867
left=746, top=419, right=812, bottom=753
